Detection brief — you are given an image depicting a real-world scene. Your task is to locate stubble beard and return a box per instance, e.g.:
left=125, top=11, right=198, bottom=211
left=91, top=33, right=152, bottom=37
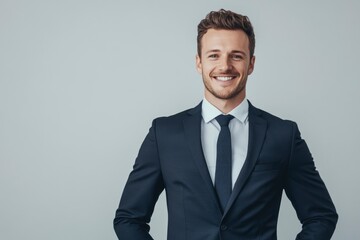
left=203, top=74, right=247, bottom=100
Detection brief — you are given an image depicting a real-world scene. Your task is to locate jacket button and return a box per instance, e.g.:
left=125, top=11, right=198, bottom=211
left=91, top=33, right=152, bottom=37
left=220, top=225, right=228, bottom=231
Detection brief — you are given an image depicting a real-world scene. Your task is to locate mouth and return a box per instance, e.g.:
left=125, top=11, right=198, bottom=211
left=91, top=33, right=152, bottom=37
left=212, top=75, right=237, bottom=82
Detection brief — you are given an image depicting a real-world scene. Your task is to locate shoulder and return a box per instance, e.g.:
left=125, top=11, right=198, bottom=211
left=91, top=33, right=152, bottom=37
left=249, top=101, right=298, bottom=133
left=150, top=102, right=202, bottom=128
left=156, top=102, right=201, bottom=122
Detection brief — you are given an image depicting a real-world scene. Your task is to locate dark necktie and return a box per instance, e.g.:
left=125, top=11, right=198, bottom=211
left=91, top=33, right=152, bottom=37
left=215, top=114, right=234, bottom=211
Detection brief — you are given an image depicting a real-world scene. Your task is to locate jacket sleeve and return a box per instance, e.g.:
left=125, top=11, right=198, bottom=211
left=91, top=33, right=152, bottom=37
left=285, top=123, right=338, bottom=240
left=113, top=119, right=164, bottom=240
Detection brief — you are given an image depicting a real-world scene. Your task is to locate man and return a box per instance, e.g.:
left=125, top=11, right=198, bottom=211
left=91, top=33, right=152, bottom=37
left=114, top=9, right=338, bottom=240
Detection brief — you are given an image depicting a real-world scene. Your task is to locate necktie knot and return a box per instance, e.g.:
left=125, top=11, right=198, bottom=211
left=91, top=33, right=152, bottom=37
left=216, top=114, right=234, bottom=127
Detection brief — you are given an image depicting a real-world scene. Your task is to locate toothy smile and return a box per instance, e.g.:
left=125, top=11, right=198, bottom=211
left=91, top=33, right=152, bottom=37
left=213, top=76, right=236, bottom=81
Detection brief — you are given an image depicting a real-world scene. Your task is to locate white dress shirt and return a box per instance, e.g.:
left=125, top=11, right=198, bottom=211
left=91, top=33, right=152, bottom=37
left=201, top=98, right=249, bottom=189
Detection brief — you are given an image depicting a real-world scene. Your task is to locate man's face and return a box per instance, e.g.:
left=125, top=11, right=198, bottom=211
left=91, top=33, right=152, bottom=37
left=196, top=29, right=255, bottom=102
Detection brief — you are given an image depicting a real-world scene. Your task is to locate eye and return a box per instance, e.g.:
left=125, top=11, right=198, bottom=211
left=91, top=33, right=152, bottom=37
left=232, top=54, right=243, bottom=60
left=208, top=54, right=219, bottom=59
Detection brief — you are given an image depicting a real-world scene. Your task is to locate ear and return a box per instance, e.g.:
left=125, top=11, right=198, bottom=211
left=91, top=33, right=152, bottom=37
left=247, top=55, right=256, bottom=75
left=196, top=54, right=202, bottom=74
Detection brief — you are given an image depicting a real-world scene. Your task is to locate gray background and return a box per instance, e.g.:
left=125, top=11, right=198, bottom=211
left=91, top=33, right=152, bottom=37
left=1, top=0, right=359, bottom=239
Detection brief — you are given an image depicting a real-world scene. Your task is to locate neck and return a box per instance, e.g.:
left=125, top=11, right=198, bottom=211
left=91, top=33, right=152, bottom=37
left=205, top=92, right=245, bottom=114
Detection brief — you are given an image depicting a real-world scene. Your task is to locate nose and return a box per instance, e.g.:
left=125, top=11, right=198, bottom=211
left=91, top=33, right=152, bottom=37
left=218, top=56, right=233, bottom=72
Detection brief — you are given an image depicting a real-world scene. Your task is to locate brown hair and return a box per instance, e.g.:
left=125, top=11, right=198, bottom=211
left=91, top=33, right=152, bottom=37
left=197, top=9, right=255, bottom=58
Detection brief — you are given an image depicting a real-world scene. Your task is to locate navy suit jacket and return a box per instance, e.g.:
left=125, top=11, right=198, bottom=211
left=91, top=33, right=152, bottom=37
left=114, top=101, right=338, bottom=240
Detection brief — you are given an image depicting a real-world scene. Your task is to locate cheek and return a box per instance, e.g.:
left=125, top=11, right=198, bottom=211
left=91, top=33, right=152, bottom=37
left=236, top=64, right=249, bottom=74
left=203, top=64, right=216, bottom=76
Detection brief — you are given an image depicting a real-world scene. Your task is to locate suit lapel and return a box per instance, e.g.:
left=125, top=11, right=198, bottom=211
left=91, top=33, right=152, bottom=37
left=223, top=102, right=267, bottom=216
left=183, top=102, right=222, bottom=212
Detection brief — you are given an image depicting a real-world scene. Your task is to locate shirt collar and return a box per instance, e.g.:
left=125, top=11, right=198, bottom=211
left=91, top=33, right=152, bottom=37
left=201, top=97, right=249, bottom=124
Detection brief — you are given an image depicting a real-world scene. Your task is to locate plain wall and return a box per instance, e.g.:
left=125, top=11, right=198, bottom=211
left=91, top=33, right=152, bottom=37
left=1, top=0, right=359, bottom=239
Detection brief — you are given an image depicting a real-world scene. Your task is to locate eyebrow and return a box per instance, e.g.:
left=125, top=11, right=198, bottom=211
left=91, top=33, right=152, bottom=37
left=205, top=49, right=247, bottom=56
left=231, top=50, right=247, bottom=56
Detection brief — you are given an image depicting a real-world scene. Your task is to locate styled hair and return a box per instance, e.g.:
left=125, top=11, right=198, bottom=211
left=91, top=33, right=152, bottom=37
left=197, top=9, right=255, bottom=58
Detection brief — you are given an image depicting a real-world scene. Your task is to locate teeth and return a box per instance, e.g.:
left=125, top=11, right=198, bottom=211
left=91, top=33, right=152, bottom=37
left=215, top=76, right=234, bottom=81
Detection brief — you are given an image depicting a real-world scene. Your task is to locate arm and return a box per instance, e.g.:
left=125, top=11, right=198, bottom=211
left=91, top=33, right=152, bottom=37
left=113, top=120, right=164, bottom=240
left=285, top=123, right=338, bottom=240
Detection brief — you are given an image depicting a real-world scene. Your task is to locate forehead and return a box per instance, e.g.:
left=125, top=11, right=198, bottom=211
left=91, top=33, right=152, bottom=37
left=201, top=29, right=250, bottom=53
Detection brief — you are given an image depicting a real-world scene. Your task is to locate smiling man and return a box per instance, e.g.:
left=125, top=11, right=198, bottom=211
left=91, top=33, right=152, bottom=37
left=114, top=9, right=338, bottom=240
left=197, top=28, right=255, bottom=113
